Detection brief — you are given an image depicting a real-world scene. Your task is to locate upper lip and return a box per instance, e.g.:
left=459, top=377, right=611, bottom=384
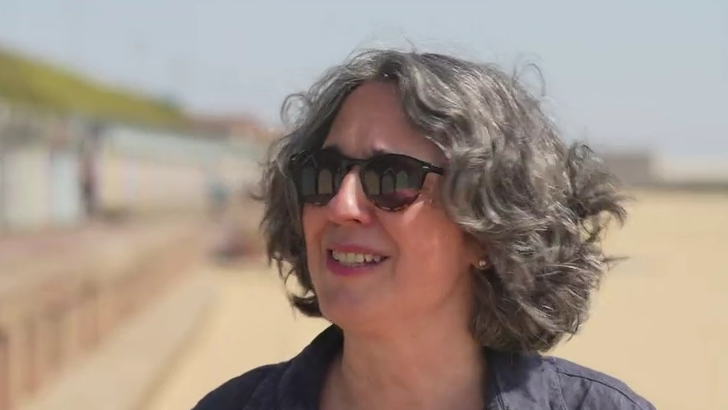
left=327, top=243, right=388, bottom=256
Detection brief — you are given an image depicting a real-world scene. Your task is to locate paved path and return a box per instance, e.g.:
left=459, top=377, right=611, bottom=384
left=142, top=264, right=328, bottom=410
left=19, top=271, right=214, bottom=410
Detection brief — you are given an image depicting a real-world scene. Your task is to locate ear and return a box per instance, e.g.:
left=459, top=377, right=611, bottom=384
left=464, top=235, right=488, bottom=270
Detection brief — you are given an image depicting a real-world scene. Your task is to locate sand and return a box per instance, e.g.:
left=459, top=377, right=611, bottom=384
left=143, top=191, right=728, bottom=410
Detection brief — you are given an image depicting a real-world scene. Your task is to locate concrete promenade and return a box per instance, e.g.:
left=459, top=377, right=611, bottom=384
left=0, top=217, right=212, bottom=410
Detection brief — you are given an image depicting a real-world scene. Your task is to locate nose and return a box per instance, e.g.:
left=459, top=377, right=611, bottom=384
left=326, top=169, right=374, bottom=226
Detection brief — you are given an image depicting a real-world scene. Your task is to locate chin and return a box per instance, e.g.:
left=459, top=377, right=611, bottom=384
left=318, top=297, right=387, bottom=334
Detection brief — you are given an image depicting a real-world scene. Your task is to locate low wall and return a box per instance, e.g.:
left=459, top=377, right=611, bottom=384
left=600, top=151, right=656, bottom=187
left=599, top=150, right=728, bottom=194
left=0, top=221, right=209, bottom=410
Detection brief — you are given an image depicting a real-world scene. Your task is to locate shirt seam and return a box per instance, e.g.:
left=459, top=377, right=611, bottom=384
left=554, top=369, right=649, bottom=410
left=549, top=362, right=570, bottom=410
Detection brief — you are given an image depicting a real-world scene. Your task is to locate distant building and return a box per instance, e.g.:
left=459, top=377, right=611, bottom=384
left=597, top=150, right=656, bottom=187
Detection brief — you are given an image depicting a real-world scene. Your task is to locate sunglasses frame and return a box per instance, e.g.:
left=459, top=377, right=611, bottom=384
left=289, top=147, right=445, bottom=211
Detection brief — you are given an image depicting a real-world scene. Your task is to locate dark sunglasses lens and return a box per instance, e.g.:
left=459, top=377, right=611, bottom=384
left=297, top=151, right=343, bottom=205
left=363, top=156, right=424, bottom=210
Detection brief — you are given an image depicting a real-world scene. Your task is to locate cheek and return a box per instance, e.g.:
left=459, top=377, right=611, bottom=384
left=391, top=208, right=470, bottom=283
left=301, top=206, right=326, bottom=257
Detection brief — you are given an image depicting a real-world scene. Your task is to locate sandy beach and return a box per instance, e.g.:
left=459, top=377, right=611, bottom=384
left=143, top=190, right=728, bottom=410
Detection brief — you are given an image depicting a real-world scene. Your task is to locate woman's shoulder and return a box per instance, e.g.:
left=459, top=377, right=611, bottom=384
left=489, top=349, right=656, bottom=410
left=190, top=361, right=290, bottom=410
left=546, top=355, right=655, bottom=409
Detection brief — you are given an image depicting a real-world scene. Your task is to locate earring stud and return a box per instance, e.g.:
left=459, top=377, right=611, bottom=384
left=477, top=259, right=488, bottom=269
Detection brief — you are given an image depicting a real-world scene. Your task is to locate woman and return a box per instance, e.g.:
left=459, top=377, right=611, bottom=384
left=193, top=49, right=655, bottom=410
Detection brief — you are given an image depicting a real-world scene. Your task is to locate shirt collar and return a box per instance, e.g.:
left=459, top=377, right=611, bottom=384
left=276, top=325, right=560, bottom=410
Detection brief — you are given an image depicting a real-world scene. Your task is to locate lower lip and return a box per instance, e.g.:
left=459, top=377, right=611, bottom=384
left=325, top=252, right=387, bottom=277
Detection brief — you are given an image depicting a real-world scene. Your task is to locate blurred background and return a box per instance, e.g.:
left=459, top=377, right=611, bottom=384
left=0, top=1, right=725, bottom=410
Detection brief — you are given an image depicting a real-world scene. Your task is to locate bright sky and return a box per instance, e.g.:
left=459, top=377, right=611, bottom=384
left=1, top=0, right=726, bottom=156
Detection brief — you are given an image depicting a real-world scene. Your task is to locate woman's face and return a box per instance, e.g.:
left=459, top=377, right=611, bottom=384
left=301, top=81, right=480, bottom=335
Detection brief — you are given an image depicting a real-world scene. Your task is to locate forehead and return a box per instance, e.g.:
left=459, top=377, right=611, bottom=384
left=322, top=81, right=445, bottom=165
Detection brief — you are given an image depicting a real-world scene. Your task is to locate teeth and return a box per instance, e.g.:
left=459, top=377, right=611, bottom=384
left=331, top=251, right=383, bottom=265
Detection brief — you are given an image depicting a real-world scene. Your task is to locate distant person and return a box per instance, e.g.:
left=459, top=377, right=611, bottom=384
left=193, top=49, right=655, bottom=410
left=207, top=177, right=230, bottom=219
left=80, top=139, right=99, bottom=218
left=79, top=123, right=105, bottom=219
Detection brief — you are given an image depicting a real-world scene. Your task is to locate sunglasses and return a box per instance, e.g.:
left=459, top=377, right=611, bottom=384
left=290, top=147, right=445, bottom=211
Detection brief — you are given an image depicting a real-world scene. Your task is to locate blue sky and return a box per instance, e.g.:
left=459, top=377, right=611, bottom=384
left=0, top=0, right=726, bottom=156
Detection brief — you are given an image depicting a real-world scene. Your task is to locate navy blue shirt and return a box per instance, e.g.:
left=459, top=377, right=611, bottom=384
left=192, top=325, right=655, bottom=410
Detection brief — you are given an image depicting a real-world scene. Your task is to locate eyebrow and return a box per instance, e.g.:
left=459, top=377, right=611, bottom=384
left=320, top=144, right=392, bottom=159
left=370, top=147, right=390, bottom=155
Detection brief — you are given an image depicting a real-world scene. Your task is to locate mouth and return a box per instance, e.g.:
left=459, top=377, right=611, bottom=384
left=326, top=249, right=390, bottom=270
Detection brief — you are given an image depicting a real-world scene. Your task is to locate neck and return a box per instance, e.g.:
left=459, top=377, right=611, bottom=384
left=324, top=321, right=486, bottom=410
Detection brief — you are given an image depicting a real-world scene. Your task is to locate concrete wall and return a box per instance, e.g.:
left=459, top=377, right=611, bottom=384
left=599, top=150, right=656, bottom=187
left=599, top=150, right=728, bottom=191
left=0, top=222, right=209, bottom=410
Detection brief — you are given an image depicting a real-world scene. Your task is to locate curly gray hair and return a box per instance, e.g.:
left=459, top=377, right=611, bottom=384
left=254, top=48, right=628, bottom=353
